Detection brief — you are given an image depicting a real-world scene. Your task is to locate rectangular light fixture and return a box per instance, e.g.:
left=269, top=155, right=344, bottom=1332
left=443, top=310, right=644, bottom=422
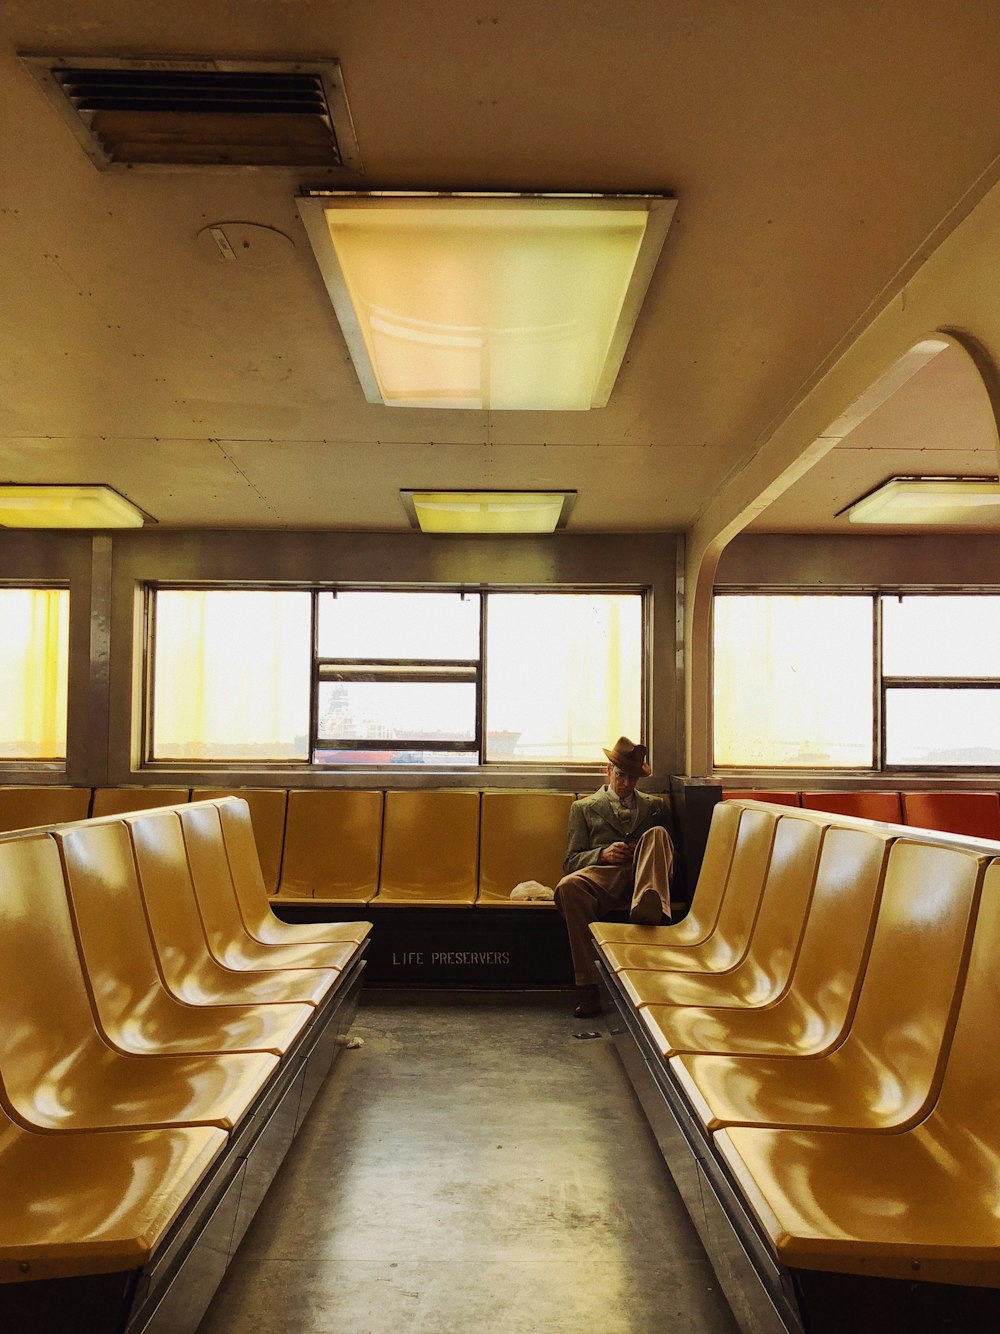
left=844, top=476, right=1000, bottom=525
left=401, top=490, right=575, bottom=534
left=0, top=484, right=146, bottom=528
left=297, top=191, right=675, bottom=410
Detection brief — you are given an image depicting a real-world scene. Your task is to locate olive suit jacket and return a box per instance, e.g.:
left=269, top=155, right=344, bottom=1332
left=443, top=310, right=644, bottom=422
left=562, top=787, right=676, bottom=876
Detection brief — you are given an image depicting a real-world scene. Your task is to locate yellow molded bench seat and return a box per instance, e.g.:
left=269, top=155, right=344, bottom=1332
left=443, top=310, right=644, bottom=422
left=0, top=1113, right=226, bottom=1282
left=591, top=800, right=742, bottom=948
left=0, top=785, right=91, bottom=834
left=277, top=789, right=383, bottom=903
left=56, top=820, right=315, bottom=1058
left=0, top=834, right=279, bottom=1134
left=598, top=805, right=779, bottom=975
left=639, top=824, right=892, bottom=1059
left=617, top=812, right=825, bottom=1009
left=191, top=787, right=287, bottom=892
left=178, top=803, right=359, bottom=972
left=669, top=839, right=987, bottom=1133
left=216, top=798, right=370, bottom=945
left=374, top=790, right=479, bottom=905
left=126, top=810, right=339, bottom=1009
left=476, top=791, right=573, bottom=905
left=713, top=859, right=1000, bottom=1286
left=91, top=787, right=190, bottom=817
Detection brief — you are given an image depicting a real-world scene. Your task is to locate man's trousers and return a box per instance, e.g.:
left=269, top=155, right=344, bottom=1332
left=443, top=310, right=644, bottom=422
left=553, top=825, right=675, bottom=987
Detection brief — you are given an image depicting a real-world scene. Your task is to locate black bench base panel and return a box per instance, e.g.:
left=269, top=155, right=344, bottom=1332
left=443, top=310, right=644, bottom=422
left=273, top=904, right=575, bottom=986
left=0, top=959, right=365, bottom=1334
left=597, top=962, right=1000, bottom=1334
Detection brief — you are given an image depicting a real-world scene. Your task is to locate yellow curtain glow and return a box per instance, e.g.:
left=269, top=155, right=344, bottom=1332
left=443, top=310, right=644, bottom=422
left=0, top=588, right=69, bottom=758
left=153, top=591, right=311, bottom=760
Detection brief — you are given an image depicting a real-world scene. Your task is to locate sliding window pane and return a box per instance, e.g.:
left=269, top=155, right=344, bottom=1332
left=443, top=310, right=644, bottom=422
left=714, top=595, right=873, bottom=767
left=317, top=680, right=476, bottom=745
left=153, top=590, right=311, bottom=760
left=318, top=591, right=479, bottom=659
left=885, top=688, right=1000, bottom=765
left=883, top=596, right=1000, bottom=676
left=485, top=593, right=642, bottom=763
left=0, top=588, right=68, bottom=758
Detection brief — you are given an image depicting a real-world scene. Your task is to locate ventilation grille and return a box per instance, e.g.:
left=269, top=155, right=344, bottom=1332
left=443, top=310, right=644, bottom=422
left=20, top=55, right=361, bottom=170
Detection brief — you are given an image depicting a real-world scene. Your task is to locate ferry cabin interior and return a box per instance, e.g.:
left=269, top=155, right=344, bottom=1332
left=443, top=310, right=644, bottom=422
left=5, top=3, right=1000, bottom=1334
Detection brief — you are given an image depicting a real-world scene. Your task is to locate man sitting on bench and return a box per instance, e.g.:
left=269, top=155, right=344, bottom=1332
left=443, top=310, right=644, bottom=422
left=555, top=737, right=676, bottom=1017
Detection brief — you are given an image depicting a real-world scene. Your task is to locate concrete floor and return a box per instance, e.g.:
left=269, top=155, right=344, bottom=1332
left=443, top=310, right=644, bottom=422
left=199, top=992, right=739, bottom=1334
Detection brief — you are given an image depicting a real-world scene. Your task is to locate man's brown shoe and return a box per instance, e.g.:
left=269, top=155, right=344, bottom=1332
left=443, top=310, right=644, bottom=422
left=630, top=886, right=663, bottom=926
left=573, top=986, right=601, bottom=1018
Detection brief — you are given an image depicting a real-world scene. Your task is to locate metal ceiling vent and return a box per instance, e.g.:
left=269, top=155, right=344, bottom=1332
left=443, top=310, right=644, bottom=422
left=19, top=54, right=362, bottom=170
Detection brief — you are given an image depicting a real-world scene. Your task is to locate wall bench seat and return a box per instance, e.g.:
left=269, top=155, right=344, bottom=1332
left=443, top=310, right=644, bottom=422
left=0, top=797, right=368, bottom=1334
left=595, top=798, right=1000, bottom=1334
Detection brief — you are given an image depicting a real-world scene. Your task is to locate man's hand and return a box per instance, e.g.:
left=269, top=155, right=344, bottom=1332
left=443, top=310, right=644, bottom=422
left=600, top=841, right=631, bottom=865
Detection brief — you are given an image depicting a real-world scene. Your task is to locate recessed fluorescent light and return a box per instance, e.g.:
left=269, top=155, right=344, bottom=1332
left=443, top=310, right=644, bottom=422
left=0, top=484, right=146, bottom=528
left=401, top=490, right=575, bottom=534
left=844, top=476, right=1000, bottom=525
left=297, top=192, right=675, bottom=410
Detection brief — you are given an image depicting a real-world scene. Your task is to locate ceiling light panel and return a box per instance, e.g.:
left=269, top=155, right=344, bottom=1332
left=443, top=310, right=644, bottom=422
left=0, top=485, right=146, bottom=528
left=298, top=193, right=675, bottom=410
left=845, top=476, right=1000, bottom=526
left=401, top=490, right=575, bottom=534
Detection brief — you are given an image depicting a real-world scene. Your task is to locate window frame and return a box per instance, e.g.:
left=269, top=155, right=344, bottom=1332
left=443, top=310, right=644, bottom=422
left=712, top=587, right=1000, bottom=774
left=144, top=582, right=648, bottom=770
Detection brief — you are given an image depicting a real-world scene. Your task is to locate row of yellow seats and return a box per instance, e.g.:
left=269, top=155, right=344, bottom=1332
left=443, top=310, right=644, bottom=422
left=0, top=798, right=370, bottom=1298
left=0, top=787, right=593, bottom=906
left=591, top=799, right=1000, bottom=1291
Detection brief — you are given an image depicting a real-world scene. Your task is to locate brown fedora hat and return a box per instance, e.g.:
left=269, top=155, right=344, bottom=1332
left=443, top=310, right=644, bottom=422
left=602, top=736, right=650, bottom=778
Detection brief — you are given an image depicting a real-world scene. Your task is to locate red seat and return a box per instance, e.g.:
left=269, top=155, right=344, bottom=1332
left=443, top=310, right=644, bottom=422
left=901, top=792, right=1000, bottom=841
left=800, top=792, right=901, bottom=822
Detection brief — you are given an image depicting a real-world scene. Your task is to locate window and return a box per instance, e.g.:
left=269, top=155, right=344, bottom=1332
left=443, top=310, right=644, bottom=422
left=713, top=595, right=873, bottom=768
left=151, top=590, right=311, bottom=760
left=315, top=592, right=481, bottom=765
left=713, top=591, right=1000, bottom=771
left=0, top=587, right=69, bottom=760
left=882, top=596, right=1000, bottom=766
left=149, top=586, right=644, bottom=767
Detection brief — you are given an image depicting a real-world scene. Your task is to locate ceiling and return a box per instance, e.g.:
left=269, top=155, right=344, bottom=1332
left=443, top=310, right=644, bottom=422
left=2, top=1, right=1000, bottom=534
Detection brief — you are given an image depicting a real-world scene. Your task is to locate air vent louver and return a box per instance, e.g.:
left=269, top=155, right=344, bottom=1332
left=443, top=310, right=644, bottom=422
left=20, top=55, right=361, bottom=170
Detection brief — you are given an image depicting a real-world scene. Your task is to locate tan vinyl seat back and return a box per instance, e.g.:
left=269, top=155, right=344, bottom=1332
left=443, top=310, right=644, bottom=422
left=176, top=802, right=248, bottom=950
left=477, top=792, right=574, bottom=902
left=279, top=789, right=384, bottom=900
left=91, top=788, right=190, bottom=818
left=0, top=785, right=91, bottom=834
left=844, top=839, right=986, bottom=1095
left=0, top=834, right=101, bottom=1095
left=55, top=820, right=165, bottom=1034
left=670, top=799, right=743, bottom=944
left=733, top=812, right=826, bottom=979
left=214, top=797, right=278, bottom=932
left=125, top=809, right=214, bottom=986
left=377, top=790, right=479, bottom=903
left=784, top=824, right=893, bottom=1028
left=935, top=859, right=1000, bottom=1143
left=191, top=788, right=287, bottom=892
left=700, top=805, right=780, bottom=951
